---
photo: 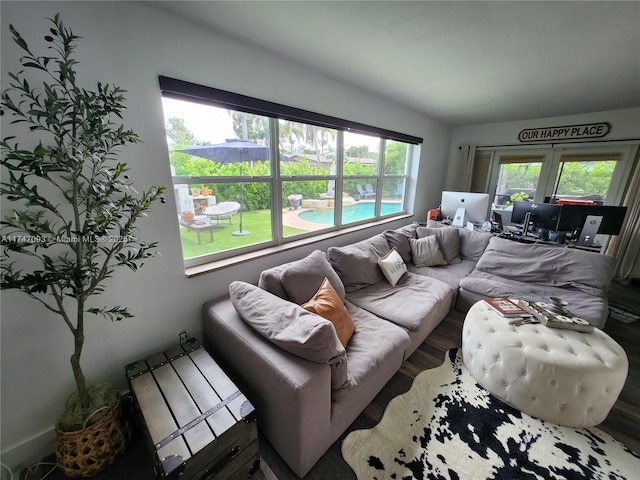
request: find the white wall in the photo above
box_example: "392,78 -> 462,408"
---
0,1 -> 452,470
445,107 -> 640,188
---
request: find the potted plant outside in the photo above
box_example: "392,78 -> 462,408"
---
0,15 -> 165,476
288,193 -> 303,210
506,191 -> 531,206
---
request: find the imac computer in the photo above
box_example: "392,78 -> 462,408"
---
511,201 -> 562,237
440,191 -> 490,225
556,205 -> 628,245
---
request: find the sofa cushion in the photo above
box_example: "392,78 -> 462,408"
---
258,263 -> 290,300
459,272 -> 610,327
280,250 -> 346,304
408,259 -> 477,290
409,235 -> 447,267
229,281 -> 349,389
332,302 -> 410,402
425,221 -> 492,261
377,247 -> 408,286
383,228 -> 415,263
416,226 -> 461,264
302,277 -> 355,348
328,234 -> 389,292
395,222 -> 420,237
458,227 -> 493,262
346,273 -> 455,331
475,236 -> 615,294
258,250 -> 346,303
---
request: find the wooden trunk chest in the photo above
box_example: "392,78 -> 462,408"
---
126,338 -> 259,480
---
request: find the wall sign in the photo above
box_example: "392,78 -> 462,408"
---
518,122 -> 610,142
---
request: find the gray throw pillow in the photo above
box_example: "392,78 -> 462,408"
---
280,250 -> 346,304
409,235 -> 448,267
229,281 -> 349,389
327,234 -> 389,292
458,227 -> 492,262
383,229 -> 415,263
416,226 -> 461,264
258,264 -> 289,300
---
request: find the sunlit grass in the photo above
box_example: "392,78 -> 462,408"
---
179,210 -> 305,259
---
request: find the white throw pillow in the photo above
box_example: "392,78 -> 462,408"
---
409,235 -> 447,267
378,247 -> 408,286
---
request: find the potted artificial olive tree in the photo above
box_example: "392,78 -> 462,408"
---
0,15 -> 165,476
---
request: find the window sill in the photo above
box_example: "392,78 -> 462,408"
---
184,214 -> 414,278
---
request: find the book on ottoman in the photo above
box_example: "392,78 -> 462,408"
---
484,298 -> 533,318
517,299 -> 594,333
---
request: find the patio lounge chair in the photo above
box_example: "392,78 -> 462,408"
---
356,184 -> 372,199
203,201 -> 241,224
365,183 -> 376,197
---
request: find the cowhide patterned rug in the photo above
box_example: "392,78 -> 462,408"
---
342,349 -> 639,479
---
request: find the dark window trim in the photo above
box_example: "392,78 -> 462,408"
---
159,76 -> 423,145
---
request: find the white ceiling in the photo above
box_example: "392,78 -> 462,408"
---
151,1 -> 640,126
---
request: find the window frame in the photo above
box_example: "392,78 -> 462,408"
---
160,77 -> 420,268
486,145 -> 635,206
484,143 -> 637,249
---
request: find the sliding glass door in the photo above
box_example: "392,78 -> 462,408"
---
487,145 -> 635,210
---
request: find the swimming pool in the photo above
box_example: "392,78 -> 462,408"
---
299,202 -> 402,225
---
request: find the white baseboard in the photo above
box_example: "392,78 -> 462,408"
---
1,427 -> 56,476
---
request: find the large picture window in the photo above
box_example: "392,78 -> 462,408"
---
160,77 -> 420,267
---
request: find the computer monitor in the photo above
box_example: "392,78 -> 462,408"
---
511,201 -> 562,233
440,191 -> 490,224
556,205 -> 628,235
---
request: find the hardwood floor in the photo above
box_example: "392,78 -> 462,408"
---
262,306 -> 640,480
24,298 -> 639,479
260,309 -> 465,480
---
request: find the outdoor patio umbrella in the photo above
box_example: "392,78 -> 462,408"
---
175,139 -> 270,236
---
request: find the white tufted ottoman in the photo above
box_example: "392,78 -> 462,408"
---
462,300 -> 628,427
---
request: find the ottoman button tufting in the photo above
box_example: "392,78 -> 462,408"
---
462,301 -> 628,428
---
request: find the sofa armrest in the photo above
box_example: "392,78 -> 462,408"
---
202,298 -> 332,477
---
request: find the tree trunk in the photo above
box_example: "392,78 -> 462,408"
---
71,310 -> 89,409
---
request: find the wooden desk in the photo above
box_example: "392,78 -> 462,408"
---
495,233 -> 603,253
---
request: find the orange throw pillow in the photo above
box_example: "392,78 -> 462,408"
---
303,277 -> 356,348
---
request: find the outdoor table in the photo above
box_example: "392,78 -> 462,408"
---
180,221 -> 214,244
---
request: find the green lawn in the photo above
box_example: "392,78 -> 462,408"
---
180,210 -> 306,259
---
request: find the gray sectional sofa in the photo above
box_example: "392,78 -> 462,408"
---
201,220 -> 615,477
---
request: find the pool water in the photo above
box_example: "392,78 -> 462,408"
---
299,202 -> 402,225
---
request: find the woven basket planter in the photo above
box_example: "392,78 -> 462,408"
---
55,399 -> 131,477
